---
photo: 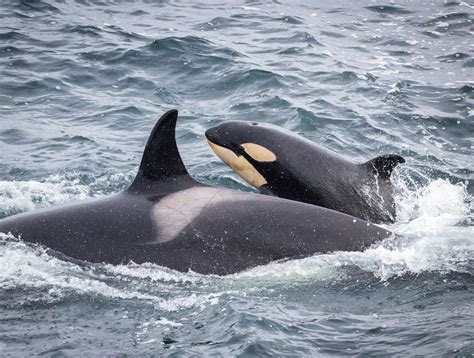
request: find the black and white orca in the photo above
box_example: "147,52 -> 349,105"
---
206,121 -> 404,223
0,111 -> 392,275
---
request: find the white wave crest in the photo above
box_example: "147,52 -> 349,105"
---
0,234 -> 223,311
233,176 -> 473,282
0,172 -> 472,301
0,176 -> 90,216
394,177 -> 471,233
0,171 -> 135,217
231,226 -> 472,282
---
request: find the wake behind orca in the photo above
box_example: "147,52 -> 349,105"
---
206,121 -> 405,223
0,110 -> 392,275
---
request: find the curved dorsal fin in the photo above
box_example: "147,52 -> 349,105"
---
129,109 -> 189,189
363,154 -> 405,179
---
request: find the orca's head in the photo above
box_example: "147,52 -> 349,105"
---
205,121 -> 293,189
206,120 -> 406,223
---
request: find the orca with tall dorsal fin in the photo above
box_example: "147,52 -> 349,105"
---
0,110 -> 392,275
205,121 -> 405,223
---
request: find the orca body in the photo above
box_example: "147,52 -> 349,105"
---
205,121 -> 405,223
0,111 -> 392,275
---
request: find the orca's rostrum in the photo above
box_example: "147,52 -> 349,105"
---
0,110 -> 391,275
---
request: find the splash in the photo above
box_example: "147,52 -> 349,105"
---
231,228 -> 472,282
0,234 -> 158,303
0,171 -> 135,218
0,176 -> 90,217
0,172 -> 472,304
393,176 -> 471,231
0,233 -> 225,311
232,175 -> 473,281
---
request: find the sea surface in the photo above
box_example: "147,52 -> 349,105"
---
0,0 -> 473,356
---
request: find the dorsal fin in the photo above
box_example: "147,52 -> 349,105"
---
363,154 -> 405,179
129,109 -> 189,189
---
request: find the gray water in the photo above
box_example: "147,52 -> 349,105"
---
0,0 -> 473,356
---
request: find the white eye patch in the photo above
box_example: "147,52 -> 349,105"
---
241,143 -> 277,162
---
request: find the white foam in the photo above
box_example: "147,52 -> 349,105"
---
393,177 -> 471,232
0,172 -> 135,217
0,171 -> 472,306
157,292 -> 221,312
230,225 -> 472,282
241,6 -> 260,11
231,255 -> 347,282
231,175 -> 473,282
0,234 -> 160,302
0,176 -> 90,216
0,234 -> 227,311
106,262 -> 204,284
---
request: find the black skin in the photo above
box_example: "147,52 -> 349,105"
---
206,122 -> 405,223
0,111 -> 392,275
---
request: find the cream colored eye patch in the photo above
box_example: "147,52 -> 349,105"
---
241,143 -> 277,162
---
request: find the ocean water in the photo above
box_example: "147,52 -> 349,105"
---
0,0 -> 473,356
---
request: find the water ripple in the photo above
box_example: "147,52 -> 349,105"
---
0,0 -> 473,355
365,5 -> 413,15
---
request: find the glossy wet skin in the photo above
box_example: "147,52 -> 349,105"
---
205,121 -> 325,191
206,121 -> 403,223
0,111 -> 392,275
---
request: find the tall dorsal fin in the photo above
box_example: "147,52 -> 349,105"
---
363,154 -> 405,179
129,109 -> 189,189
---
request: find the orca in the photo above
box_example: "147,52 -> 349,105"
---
205,121 -> 405,223
0,110 -> 392,275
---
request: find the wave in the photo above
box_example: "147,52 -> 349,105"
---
0,172 -> 134,218
62,24 -> 103,37
437,52 -> 470,62
78,36 -> 242,68
365,5 -> 413,15
15,0 -> 60,13
193,17 -> 242,31
0,77 -> 67,98
0,171 -> 471,310
463,58 -> 474,68
271,15 -> 304,25
263,31 -> 324,46
0,45 -> 26,57
421,12 -> 471,27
